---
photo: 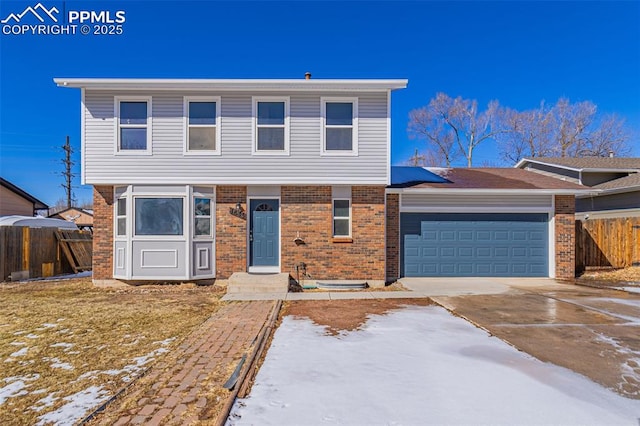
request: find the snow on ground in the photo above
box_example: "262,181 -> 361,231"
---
229,305 -> 640,426
0,375 -> 40,404
36,385 -> 110,426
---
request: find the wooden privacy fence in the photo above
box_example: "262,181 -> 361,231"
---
576,217 -> 640,273
0,226 -> 92,281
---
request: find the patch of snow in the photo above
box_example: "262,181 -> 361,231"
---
9,347 -> 28,357
50,343 -> 73,350
44,357 -> 74,371
16,271 -> 92,284
31,388 -> 47,395
0,375 -> 40,405
13,331 -> 26,335
76,346 -> 170,384
25,333 -> 40,339
36,385 -> 109,426
595,333 -> 640,396
10,341 -> 26,346
42,323 -> 58,328
229,306 -> 640,426
31,393 -> 58,412
153,337 -> 176,346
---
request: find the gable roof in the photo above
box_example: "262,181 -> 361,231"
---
516,157 -> 640,172
389,168 -> 588,193
0,178 -> 48,209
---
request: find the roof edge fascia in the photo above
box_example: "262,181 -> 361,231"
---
53,78 -> 409,92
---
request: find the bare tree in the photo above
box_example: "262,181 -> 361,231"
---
407,94 -> 458,167
498,98 -> 631,162
408,93 -> 504,167
496,102 -> 555,163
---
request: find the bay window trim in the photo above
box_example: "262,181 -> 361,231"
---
252,96 -> 290,156
183,96 -> 222,156
114,96 -> 152,156
321,96 -> 358,156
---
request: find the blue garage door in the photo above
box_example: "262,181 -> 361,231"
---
401,213 -> 548,277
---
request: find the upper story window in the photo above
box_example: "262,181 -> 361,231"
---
252,97 -> 290,155
115,97 -> 152,154
184,97 -> 221,155
322,97 -> 358,156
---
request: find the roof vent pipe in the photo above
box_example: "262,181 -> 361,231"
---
608,150 -> 614,158
305,72 -> 311,80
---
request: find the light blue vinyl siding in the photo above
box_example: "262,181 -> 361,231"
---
83,91 -> 389,185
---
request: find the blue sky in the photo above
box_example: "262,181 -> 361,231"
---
1,0 -> 639,207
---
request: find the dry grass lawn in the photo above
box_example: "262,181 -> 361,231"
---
578,266 -> 640,286
0,277 -> 223,425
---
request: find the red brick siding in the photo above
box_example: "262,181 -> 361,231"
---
280,186 -> 386,281
215,186 -> 247,279
554,194 -> 576,279
385,193 -> 400,282
93,186 -> 114,280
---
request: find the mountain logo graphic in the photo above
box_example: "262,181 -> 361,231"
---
1,3 -> 59,24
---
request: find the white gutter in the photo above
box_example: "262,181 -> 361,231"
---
53,78 -> 409,92
515,158 -> 640,174
386,188 -> 598,196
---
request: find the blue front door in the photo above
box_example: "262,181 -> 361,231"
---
250,199 -> 279,267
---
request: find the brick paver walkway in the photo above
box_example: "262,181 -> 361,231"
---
95,301 -> 275,426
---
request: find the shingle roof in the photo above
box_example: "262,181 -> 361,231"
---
402,168 -> 587,191
591,173 -> 640,191
522,157 -> 640,171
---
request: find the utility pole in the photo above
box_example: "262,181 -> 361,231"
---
409,148 -> 426,166
61,136 -> 75,209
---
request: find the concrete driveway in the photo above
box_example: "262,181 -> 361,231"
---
400,277 -> 640,398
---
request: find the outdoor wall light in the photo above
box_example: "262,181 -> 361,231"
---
229,202 -> 246,219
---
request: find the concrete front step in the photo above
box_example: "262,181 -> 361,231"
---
227,272 -> 291,293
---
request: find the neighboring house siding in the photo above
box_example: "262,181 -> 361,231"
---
577,192 -> 640,212
523,163 -> 580,183
581,172 -> 631,187
83,91 -> 388,185
0,186 -> 34,216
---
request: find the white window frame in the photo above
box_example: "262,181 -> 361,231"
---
115,196 -> 127,237
183,96 -> 221,156
193,195 -> 214,238
332,191 -> 352,238
114,96 -> 152,155
132,196 -> 186,241
252,96 -> 290,156
321,97 -> 358,156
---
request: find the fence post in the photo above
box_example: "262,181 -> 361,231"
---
22,226 -> 30,274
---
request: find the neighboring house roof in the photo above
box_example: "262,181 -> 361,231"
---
389,168 -> 589,193
0,177 -> 48,209
54,78 -> 409,92
48,207 -> 94,227
516,157 -> 640,172
591,173 -> 640,191
390,166 -> 448,187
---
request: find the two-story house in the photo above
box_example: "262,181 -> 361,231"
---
55,77 -> 408,285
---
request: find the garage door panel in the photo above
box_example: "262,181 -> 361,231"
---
401,213 -> 548,277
